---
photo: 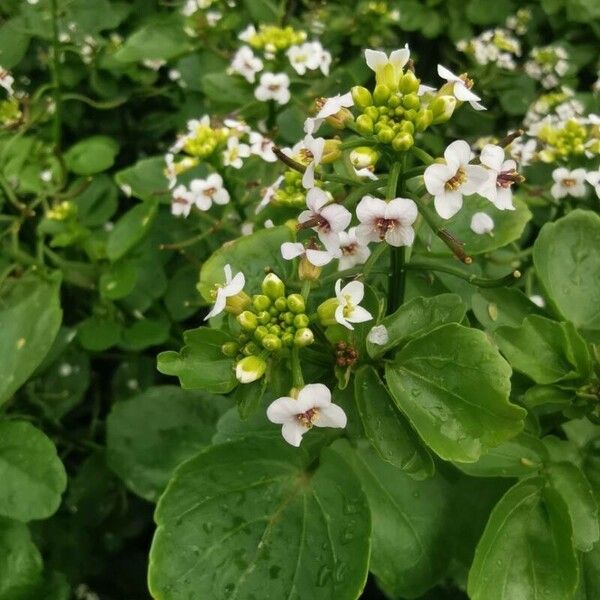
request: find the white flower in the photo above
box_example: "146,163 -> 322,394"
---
266,384 -> 347,447
280,241 -> 338,266
479,144 -> 520,210
470,212 -> 495,235
230,46 -> 263,83
254,72 -> 290,105
424,140 -> 489,219
334,279 -> 373,330
190,174 -> 230,210
353,166 -> 378,180
585,171 -> 600,198
206,11 -> 221,26
437,64 -> 486,111
238,24 -> 256,42
365,45 -> 410,83
204,264 -> 245,320
298,187 -> 352,248
304,92 -> 353,135
550,168 -> 587,199
509,138 -> 537,166
287,43 -> 320,75
224,118 -> 251,134
222,137 -> 250,169
143,58 -> 166,71
249,131 -> 277,162
367,325 -> 389,346
300,135 -> 325,189
337,227 -> 371,270
171,185 -> 195,218
0,67 -> 15,96
40,169 -> 53,183
256,175 -> 283,213
356,196 -> 418,247
313,42 -> 332,75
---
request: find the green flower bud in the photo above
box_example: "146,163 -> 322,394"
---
350,146 -> 380,169
269,306 -> 278,316
394,106 -> 405,118
243,342 -> 260,356
298,256 -> 321,281
398,71 -> 420,94
235,355 -> 267,384
351,86 -> 373,109
321,139 -> 342,164
364,106 -> 379,121
404,108 -> 418,122
317,297 -> 339,326
429,95 -> 457,124
268,324 -> 282,336
392,133 -> 414,152
281,311 -> 294,325
400,120 -> 415,135
373,84 -> 391,106
221,342 -> 239,357
402,93 -> 420,111
262,334 -> 282,351
378,63 -> 399,90
415,109 -> 433,132
262,273 -> 286,300
286,293 -> 306,314
225,291 -> 251,316
376,126 -> 394,144
254,325 -> 269,342
274,296 -> 288,312
378,106 -> 389,115
388,94 -> 401,108
257,311 -> 271,325
252,294 -> 271,312
355,114 -> 374,136
293,313 -> 310,328
237,310 -> 258,331
294,327 -> 315,347
282,332 -> 294,347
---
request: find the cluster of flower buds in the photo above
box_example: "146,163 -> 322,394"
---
525,45 -> 569,90
536,118 -> 599,163
242,24 -> 307,54
270,170 -> 309,208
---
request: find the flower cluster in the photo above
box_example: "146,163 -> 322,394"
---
525,45 -> 570,90
0,66 -> 21,127
457,28 -> 522,71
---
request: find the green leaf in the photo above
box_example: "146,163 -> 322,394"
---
242,0 -> 281,22
495,315 -> 592,385
148,438 -> 370,600
198,226 -> 294,301
0,18 -> 30,69
468,478 -> 578,600
0,272 -> 62,407
354,365 -> 433,479
64,136 -> 119,175
114,156 -> 169,202
575,538 -> 600,599
466,0 -> 515,24
201,73 -> 254,107
534,209 -> 600,341
385,323 -> 525,462
418,193 -> 531,256
546,462 -> 599,552
454,432 -> 548,478
472,287 -> 546,331
157,327 -> 237,394
0,421 -> 67,522
106,200 -> 158,261
106,386 -> 231,502
366,293 -> 466,358
0,518 -> 42,599
335,439 -> 451,598
99,260 -> 138,300
72,175 -> 118,227
77,315 -> 122,351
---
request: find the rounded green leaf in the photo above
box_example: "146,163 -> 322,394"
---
148,438 -> 370,600
64,135 -> 119,175
106,200 -> 158,262
471,287 -> 546,331
106,386 -> 231,502
114,156 -> 170,202
0,421 -> 67,522
385,323 -> 525,462
533,209 -> 600,341
355,365 -> 433,479
468,478 -> 578,600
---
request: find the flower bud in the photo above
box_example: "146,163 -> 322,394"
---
388,94 -> 401,109
252,294 -> 271,311
415,109 -> 433,132
376,126 -> 394,144
392,133 -> 414,152
350,146 -> 380,169
373,84 -> 391,106
298,256 -> 321,281
402,93 -> 420,111
235,355 -> 267,384
378,63 -> 398,90
398,71 -> 420,94
243,342 -> 260,356
268,324 -> 282,336
429,95 -> 457,124
294,327 -> 315,347
326,107 -> 354,129
321,139 -> 342,164
282,332 -> 294,347
237,310 -> 258,331
274,296 -> 288,312
225,291 -> 251,316
257,310 -> 271,325
281,311 -> 295,325
355,114 -> 374,136
399,120 -> 415,135
221,342 -> 239,357
293,313 -> 310,328
317,297 -> 339,326
262,334 -> 282,351
364,106 -> 379,121
351,86 -> 373,109
404,108 -> 418,122
254,325 -> 269,342
262,273 -> 285,300
286,293 -> 306,314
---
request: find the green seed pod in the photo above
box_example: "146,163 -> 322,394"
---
262,334 -> 282,352
257,311 -> 271,325
237,310 -> 258,331
376,126 -> 394,144
398,71 -> 420,95
294,327 -> 315,347
364,106 -> 379,121
392,132 -> 414,152
254,325 -> 269,342
373,84 -> 391,105
293,313 -> 310,328
355,114 -> 374,135
286,293 -> 305,314
402,93 -> 420,111
262,272 -> 286,300
252,294 -> 271,312
351,85 -> 373,109
415,108 -> 433,132
221,342 -> 239,357
274,296 -> 288,312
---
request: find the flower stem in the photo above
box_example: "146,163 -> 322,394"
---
410,146 -> 435,165
291,347 -> 304,388
387,160 -> 405,313
406,261 -> 521,287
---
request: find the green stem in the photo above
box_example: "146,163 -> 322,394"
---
387,160 -> 404,312
343,177 -> 387,209
410,146 -> 435,165
290,347 -> 304,388
406,261 -> 522,287
49,0 -> 63,152
339,138 -> 376,150
194,209 -> 239,235
300,280 -> 311,302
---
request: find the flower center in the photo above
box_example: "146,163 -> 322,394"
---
205,186 -> 217,197
445,167 -> 467,191
374,218 -> 397,240
296,407 -> 318,428
342,295 -> 355,318
298,148 -> 314,162
496,169 -> 525,188
459,73 -> 474,89
562,177 -> 576,187
341,242 -> 358,256
268,84 -> 281,92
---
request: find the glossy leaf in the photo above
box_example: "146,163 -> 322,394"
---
106,200 -> 158,261
472,287 -> 546,331
64,135 -> 119,175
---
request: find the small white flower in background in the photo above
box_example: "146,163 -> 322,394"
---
287,42 -> 320,75
298,187 -> 352,248
206,11 -> 222,26
230,46 -> 263,83
205,264 -> 245,320
550,167 -> 587,199
254,72 -> 290,105
222,136 -> 250,169
238,24 -> 257,42
437,64 -> 486,111
424,140 -> 489,219
310,41 -> 332,75
479,144 -> 521,210
223,118 -> 251,134
241,222 -> 254,236
249,131 -> 277,162
256,175 -> 283,213
529,295 -> 545,308
40,169 -> 53,183
470,212 -> 495,235
509,138 -> 537,166
264,219 -> 274,228
365,45 -> 410,83
304,92 -> 353,135
142,58 -> 166,71
300,135 -> 325,189
585,171 -> 600,198
27,0 -> 40,4
190,174 -> 230,210
337,227 -> 371,270
171,185 -> 195,218
266,384 -> 347,447
367,325 -> 389,346
356,196 -> 418,247
0,67 -> 15,96
418,83 -> 437,96
281,241 -> 338,266
334,279 -> 373,330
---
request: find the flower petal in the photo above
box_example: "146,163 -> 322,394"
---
204,290 -> 226,320
321,204 -> 352,232
386,198 -> 418,224
299,383 -> 331,408
226,272 -> 245,296
335,304 -> 353,330
356,196 -> 387,223
389,45 -> 410,69
437,64 -> 460,83
480,144 -> 504,172
281,242 -> 305,260
306,248 -> 335,266
454,82 -> 481,102
386,224 -> 415,247
445,140 -> 472,167
267,397 -> 299,424
462,165 -> 489,195
434,190 -> 463,219
424,163 -> 453,195
341,280 -> 365,304
281,421 -> 308,447
314,403 -> 347,428
365,49 -> 388,71
347,304 -> 372,323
